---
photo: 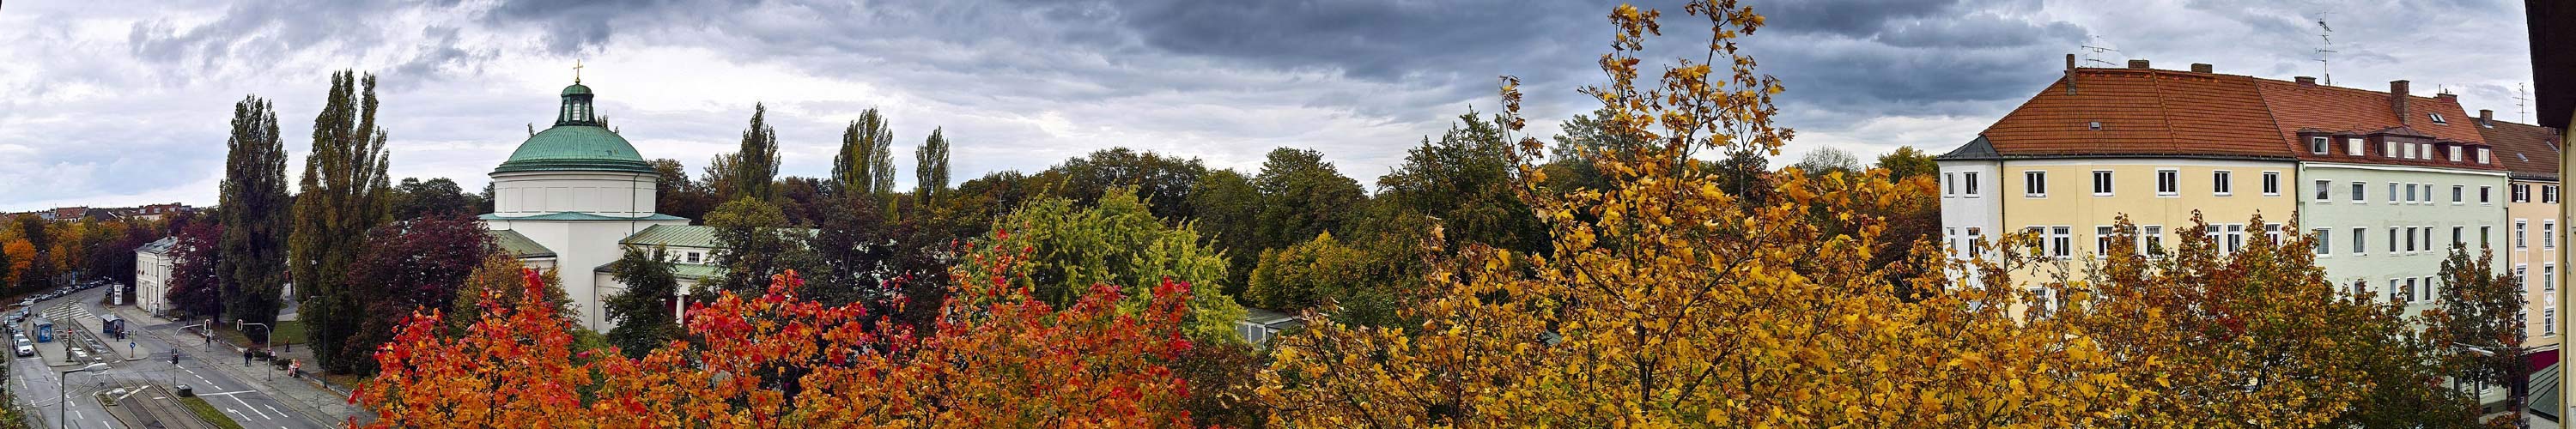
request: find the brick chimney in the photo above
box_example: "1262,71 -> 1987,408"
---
2190,63 -> 2212,73
2127,59 -> 2150,69
2064,54 -> 2077,95
2295,76 -> 2317,86
2482,109 -> 2494,123
2390,80 -> 2411,125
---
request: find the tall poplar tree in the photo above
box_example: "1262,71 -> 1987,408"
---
723,104 -> 781,202
832,108 -> 896,200
914,127 -> 951,204
292,70 -> 394,372
216,95 -> 290,326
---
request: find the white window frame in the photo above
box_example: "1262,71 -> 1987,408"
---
2353,227 -> 2368,256
1942,172 -> 1957,196
2260,172 -> 2280,196
2309,136 -> 2330,154
2518,220 -> 2530,250
2389,182 -> 2400,203
2314,227 -> 2331,256
2024,171 -> 2048,198
2482,185 -> 2494,204
2481,148 -> 2493,164
2352,181 -> 2367,203
1962,172 -> 1980,197
2212,171 -> 2233,196
2155,169 -> 2179,196
2548,221 -> 2558,250
2092,170 -> 2114,196
2449,146 -> 2463,161
2140,226 -> 2165,257
2096,226 -> 2115,257
2453,184 -> 2465,204
2346,137 -> 2366,155
2314,179 -> 2332,201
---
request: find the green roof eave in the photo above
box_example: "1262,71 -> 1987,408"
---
482,212 -> 689,221
496,125 -> 653,174
486,229 -> 557,258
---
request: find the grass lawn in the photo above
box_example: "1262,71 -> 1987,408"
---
177,396 -> 246,429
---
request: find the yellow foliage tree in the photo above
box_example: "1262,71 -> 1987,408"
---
1259,2 -> 2140,426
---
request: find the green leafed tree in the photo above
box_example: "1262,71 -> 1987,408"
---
602,245 -> 683,360
833,108 -> 897,201
1376,110 -> 1549,255
914,126 -> 951,205
720,104 -> 781,203
1030,148 -> 1207,221
391,177 -> 481,220
706,196 -> 808,295
1185,169 -> 1261,295
971,190 -> 1246,344
217,94 -> 292,326
291,70 -> 395,371
1252,147 -> 1368,253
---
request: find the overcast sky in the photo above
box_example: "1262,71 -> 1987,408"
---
0,0 -> 2538,211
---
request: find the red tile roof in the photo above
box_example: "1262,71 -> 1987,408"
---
1966,66 -> 2502,172
1978,69 -> 2287,158
2478,118 -> 2563,180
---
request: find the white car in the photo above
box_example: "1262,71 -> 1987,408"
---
12,344 -> 28,357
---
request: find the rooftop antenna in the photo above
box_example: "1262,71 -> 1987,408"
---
2079,35 -> 2121,68
2313,15 -> 2336,86
2517,83 -> 2533,123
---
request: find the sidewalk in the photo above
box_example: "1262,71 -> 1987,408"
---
104,305 -> 364,426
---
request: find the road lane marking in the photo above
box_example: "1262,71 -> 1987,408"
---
231,394 -> 271,420
193,390 -> 257,396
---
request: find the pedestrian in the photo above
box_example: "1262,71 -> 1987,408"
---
241,348 -> 251,366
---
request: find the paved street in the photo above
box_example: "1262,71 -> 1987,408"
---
8,287 -> 329,429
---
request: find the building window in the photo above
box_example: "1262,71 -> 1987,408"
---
2351,182 -> 2366,202
2092,170 -> 2113,196
2453,185 -> 2464,203
2392,279 -> 2408,303
2097,226 -> 2115,257
2430,112 -> 2448,124
2227,224 -> 2245,253
2449,146 -> 2463,161
2309,136 -> 2330,154
2384,140 -> 2398,157
2347,137 -> 2366,155
2423,227 -> 2433,252
2549,185 -> 2561,203
2388,183 -> 2399,202
2353,227 -> 2367,255
2314,179 -> 2332,201
2482,185 -> 2494,203
2142,226 -> 2164,257
2481,148 -> 2493,164
2051,227 -> 2072,258
2549,308 -> 2559,335
2157,169 -> 2178,196
2518,220 -> 2530,249
2389,227 -> 2400,253
684,252 -> 702,263
2484,226 -> 2494,248
1963,172 -> 1980,196
2455,226 -> 2467,249
2519,264 -> 2530,292
1966,227 -> 1984,254
2403,142 -> 2417,159
2516,184 -> 2531,202
2549,221 -> 2559,249
2549,263 -> 2559,293
2213,171 -> 2233,196
1943,172 -> 1956,196
2314,228 -> 2331,255
2405,227 -> 2418,252
2025,171 -> 2047,197
2266,223 -> 2284,244
2261,172 -> 2280,196
2405,183 -> 2417,202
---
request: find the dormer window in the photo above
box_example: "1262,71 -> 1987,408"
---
2448,145 -> 2462,161
2429,112 -> 2447,124
2309,136 -> 2329,154
2346,137 -> 2365,155
2479,148 -> 2493,164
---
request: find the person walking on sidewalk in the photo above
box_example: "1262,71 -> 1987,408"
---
242,348 -> 252,366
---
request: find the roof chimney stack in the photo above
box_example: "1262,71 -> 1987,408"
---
2295,76 -> 2317,86
2190,63 -> 2212,73
2127,59 -> 2150,69
2482,109 -> 2494,123
2064,53 -> 2077,95
2390,80 -> 2411,126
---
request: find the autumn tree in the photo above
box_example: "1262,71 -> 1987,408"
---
294,70 -> 395,368
601,245 -> 682,360
449,250 -> 567,334
1874,146 -> 1939,180
165,220 -> 225,318
975,190 -> 1245,344
1376,110 -> 1549,255
1262,3 -> 2137,426
337,214 -> 492,374
2416,245 -> 2530,425
832,108 -> 898,201
357,249 -> 1204,426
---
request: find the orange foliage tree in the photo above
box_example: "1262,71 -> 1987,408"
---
355,238 -> 1200,427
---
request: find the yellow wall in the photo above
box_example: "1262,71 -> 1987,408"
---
1992,159 -> 2300,316
2512,179 -> 2561,352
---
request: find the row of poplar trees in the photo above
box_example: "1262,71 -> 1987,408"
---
207,71 -> 392,372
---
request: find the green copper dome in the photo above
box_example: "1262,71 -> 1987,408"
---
495,125 -> 654,174
561,83 -> 592,96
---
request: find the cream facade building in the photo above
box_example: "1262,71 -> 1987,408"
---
481,80 -> 691,332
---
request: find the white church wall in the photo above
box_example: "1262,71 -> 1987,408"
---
491,171 -> 658,216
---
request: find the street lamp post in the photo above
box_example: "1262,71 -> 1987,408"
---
239,320 -> 269,382
58,362 -> 106,429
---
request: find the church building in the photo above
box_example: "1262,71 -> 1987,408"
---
483,78 -> 709,332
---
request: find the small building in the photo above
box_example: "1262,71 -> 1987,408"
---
33,317 -> 53,343
1236,308 -> 1303,347
134,237 -> 178,317
98,313 -> 124,340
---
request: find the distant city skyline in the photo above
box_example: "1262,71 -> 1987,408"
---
0,0 -> 2537,210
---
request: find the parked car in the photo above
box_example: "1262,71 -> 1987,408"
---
13,343 -> 29,357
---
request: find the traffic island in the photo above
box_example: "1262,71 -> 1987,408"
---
175,396 -> 244,429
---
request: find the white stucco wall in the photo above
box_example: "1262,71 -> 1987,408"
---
490,171 -> 659,217
134,251 -> 172,316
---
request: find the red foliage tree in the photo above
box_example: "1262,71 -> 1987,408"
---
164,220 -> 224,318
355,238 -> 1199,427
